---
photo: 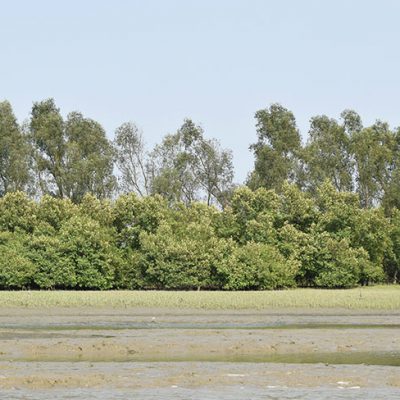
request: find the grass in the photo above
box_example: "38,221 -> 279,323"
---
0,285 -> 399,309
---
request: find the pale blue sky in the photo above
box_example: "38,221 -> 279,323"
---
2,0 -> 400,182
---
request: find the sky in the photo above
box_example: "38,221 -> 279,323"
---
2,0 -> 400,183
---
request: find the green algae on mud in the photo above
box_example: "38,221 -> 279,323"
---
0,285 -> 399,309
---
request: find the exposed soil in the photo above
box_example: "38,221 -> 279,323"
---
0,307 -> 399,394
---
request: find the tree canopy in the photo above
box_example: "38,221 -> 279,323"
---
1,98 -> 400,289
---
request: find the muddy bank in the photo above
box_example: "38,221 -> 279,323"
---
0,361 -> 399,390
0,308 -> 399,362
1,327 -> 400,363
0,307 -> 399,397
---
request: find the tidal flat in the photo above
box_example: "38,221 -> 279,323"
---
0,307 -> 399,399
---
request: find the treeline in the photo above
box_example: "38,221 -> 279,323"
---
0,184 -> 399,290
0,99 -> 233,207
0,99 -> 400,289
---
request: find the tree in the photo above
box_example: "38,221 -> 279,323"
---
148,119 -> 234,207
351,121 -> 394,208
0,101 -> 32,196
381,127 -> 400,212
64,112 -> 116,201
304,114 -> 354,193
30,98 -> 65,197
114,122 -> 150,196
386,209 -> 400,283
180,119 -> 234,207
30,99 -> 116,202
248,103 -> 302,191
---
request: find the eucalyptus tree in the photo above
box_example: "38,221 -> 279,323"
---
114,122 -> 150,196
64,111 -> 116,202
30,99 -> 116,202
0,101 -> 32,196
148,119 -> 234,207
351,121 -> 394,208
303,114 -> 354,193
248,103 -> 302,192
381,127 -> 400,212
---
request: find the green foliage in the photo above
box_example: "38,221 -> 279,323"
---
352,122 -> 394,208
148,119 -> 234,207
0,101 -> 32,196
2,98 -> 400,290
57,215 -> 118,289
217,242 -> 297,290
248,104 -> 301,191
0,232 -> 35,289
312,235 -> 368,289
229,186 -> 279,243
0,192 -> 37,233
279,182 -> 317,231
137,203 -> 226,289
30,99 -> 116,201
113,193 -> 168,249
36,195 -> 76,232
0,186 -> 396,290
304,114 -> 354,193
280,228 -> 370,288
385,209 -> 400,283
27,235 -> 74,289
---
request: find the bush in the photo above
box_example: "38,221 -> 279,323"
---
27,235 -> 76,289
0,232 -> 36,289
137,213 -> 226,289
57,215 -> 119,289
0,187 -> 395,290
0,192 -> 37,233
217,242 -> 297,290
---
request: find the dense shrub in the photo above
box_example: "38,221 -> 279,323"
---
137,204 -> 226,289
57,216 -> 119,289
27,235 -> 74,289
0,185 -> 398,290
0,192 -> 37,233
0,232 -> 35,289
216,241 -> 298,290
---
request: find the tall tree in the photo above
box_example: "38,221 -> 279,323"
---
30,99 -> 66,197
0,101 -> 31,196
381,127 -> 400,212
351,121 -> 394,208
248,103 -> 302,191
64,112 -> 116,202
114,122 -> 150,196
180,119 -> 234,206
303,114 -> 354,193
148,119 -> 234,207
30,99 -> 116,202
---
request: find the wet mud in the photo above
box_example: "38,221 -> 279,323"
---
0,308 -> 399,398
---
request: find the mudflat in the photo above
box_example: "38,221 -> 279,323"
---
0,307 -> 399,397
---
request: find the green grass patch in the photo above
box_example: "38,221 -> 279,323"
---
0,285 -> 399,309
